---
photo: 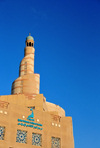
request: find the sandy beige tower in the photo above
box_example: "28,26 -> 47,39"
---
0,34 -> 74,148
11,35 -> 40,98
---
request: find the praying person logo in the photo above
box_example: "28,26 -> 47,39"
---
27,108 -> 34,121
17,108 -> 43,130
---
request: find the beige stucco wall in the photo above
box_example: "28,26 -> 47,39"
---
0,94 -> 74,148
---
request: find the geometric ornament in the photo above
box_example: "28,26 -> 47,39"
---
51,137 -> 60,148
32,133 -> 42,146
16,130 -> 27,144
0,126 -> 5,140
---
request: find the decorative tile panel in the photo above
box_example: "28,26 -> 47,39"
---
32,133 -> 42,146
0,126 -> 5,140
51,137 -> 60,148
16,130 -> 27,143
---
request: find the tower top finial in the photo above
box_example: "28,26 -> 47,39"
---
26,33 -> 34,41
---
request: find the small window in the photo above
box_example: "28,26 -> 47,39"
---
24,62 -> 27,75
24,70 -> 27,75
16,130 -> 27,144
27,42 -> 28,46
32,133 -> 42,146
25,62 -> 27,69
32,43 -> 33,46
0,126 -> 5,140
21,80 -> 23,85
29,42 -> 31,46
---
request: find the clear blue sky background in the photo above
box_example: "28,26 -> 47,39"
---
0,0 -> 100,147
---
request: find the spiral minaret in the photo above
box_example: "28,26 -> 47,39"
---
11,34 -> 40,98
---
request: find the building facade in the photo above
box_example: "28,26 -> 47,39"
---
0,35 -> 74,148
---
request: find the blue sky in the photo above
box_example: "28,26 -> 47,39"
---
0,0 -> 100,147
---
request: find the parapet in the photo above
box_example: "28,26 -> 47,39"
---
46,101 -> 65,117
